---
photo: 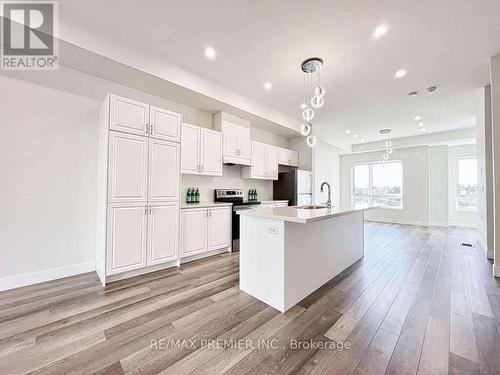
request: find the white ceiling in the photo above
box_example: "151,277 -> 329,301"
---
59,0 -> 500,148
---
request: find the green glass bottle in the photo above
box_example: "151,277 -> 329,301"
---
195,188 -> 200,203
187,188 -> 192,203
254,189 -> 258,201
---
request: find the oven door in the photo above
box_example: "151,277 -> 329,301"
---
232,205 -> 261,251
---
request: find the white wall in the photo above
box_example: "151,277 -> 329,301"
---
429,145 -> 449,226
0,75 -> 99,288
312,142 -> 341,206
340,146 -> 431,226
289,137 -> 312,170
477,85 -> 494,258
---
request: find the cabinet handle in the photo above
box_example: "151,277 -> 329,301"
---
149,205 -> 152,214
145,123 -> 149,134
150,123 -> 154,134
144,205 -> 148,214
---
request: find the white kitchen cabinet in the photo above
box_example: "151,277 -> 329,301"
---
97,94 -> 182,285
213,112 -> 252,165
267,146 -> 279,180
181,123 -> 222,176
106,203 -> 148,275
108,131 -> 148,203
148,203 -> 179,265
109,95 -> 149,136
108,94 -> 180,142
181,206 -> 231,258
278,148 -> 299,167
242,141 -> 279,180
148,138 -> 180,202
207,206 -> 232,251
201,129 -> 223,175
181,208 -> 208,257
149,106 -> 181,142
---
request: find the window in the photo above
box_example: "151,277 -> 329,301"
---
352,161 -> 403,209
456,157 -> 478,211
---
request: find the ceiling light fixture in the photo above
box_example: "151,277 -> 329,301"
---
394,69 -> 407,78
204,46 -> 216,60
346,130 -> 352,134
421,128 -> 427,132
414,116 -> 421,121
263,82 -> 272,90
379,129 -> 393,162
408,91 -> 418,96
353,134 -> 359,138
418,122 -> 424,127
373,24 -> 389,39
300,57 -> 326,148
427,86 -> 438,93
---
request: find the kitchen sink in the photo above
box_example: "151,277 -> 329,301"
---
298,205 -> 328,209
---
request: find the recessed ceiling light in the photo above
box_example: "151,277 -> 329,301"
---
421,127 -> 427,132
418,122 -> 424,127
394,69 -> 407,78
414,116 -> 421,121
263,82 -> 272,90
360,138 -> 365,142
373,24 -> 389,39
353,134 -> 359,138
204,46 -> 216,60
300,103 -> 307,109
346,130 -> 352,134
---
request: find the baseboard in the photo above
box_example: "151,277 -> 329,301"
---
493,264 -> 500,278
364,217 -> 430,227
429,221 -> 449,227
0,261 -> 96,292
448,221 -> 478,229
477,238 -> 494,260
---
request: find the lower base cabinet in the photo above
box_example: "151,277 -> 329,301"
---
107,202 -> 179,276
181,206 -> 231,258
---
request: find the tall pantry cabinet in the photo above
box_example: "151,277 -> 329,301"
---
96,94 -> 181,285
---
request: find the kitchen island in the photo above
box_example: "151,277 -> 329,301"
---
237,205 -> 377,312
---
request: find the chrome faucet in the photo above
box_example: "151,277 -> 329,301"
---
320,182 -> 332,208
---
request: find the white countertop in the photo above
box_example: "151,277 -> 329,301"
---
181,202 -> 233,209
260,200 -> 289,204
237,205 -> 379,224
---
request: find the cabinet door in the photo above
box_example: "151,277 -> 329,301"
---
107,203 -> 147,275
267,146 -> 279,180
108,132 -> 148,203
251,142 -> 267,179
150,106 -> 181,142
148,139 -> 180,202
222,121 -> 243,157
148,203 -> 179,265
109,95 -> 149,136
181,209 -> 207,257
201,129 -> 222,176
237,126 -> 252,161
207,207 -> 232,251
181,124 -> 201,175
278,148 -> 299,166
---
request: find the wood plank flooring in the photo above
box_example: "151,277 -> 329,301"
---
1,223 -> 499,374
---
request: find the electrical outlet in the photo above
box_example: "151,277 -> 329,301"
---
268,226 -> 279,234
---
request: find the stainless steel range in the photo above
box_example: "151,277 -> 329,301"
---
214,189 -> 261,251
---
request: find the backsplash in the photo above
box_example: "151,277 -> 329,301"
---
181,165 -> 273,202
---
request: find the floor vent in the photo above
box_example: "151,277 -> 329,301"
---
461,242 -> 473,247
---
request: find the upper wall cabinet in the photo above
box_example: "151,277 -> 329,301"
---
242,141 -> 279,180
213,112 -> 252,166
109,94 -> 181,143
181,123 -> 222,176
278,147 -> 299,167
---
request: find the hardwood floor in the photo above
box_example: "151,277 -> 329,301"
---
1,223 -> 499,374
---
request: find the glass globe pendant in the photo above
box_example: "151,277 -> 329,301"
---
300,123 -> 311,136
302,107 -> 315,122
310,95 -> 324,109
306,135 -> 317,148
315,86 -> 326,97
383,153 -> 389,161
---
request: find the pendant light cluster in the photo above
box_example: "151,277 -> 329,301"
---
300,57 -> 326,148
379,129 -> 393,162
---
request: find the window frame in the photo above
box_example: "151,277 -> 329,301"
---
454,155 -> 478,212
351,160 -> 404,210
